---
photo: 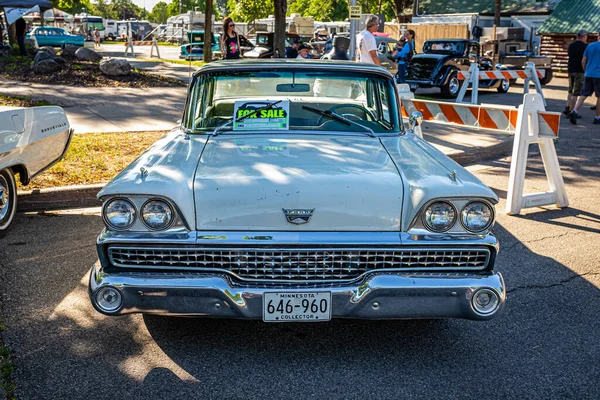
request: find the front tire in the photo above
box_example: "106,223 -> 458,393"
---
0,169 -> 17,238
497,78 -> 510,93
441,71 -> 461,98
540,68 -> 553,85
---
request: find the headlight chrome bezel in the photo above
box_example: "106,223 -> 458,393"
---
140,199 -> 175,231
102,198 -> 137,231
460,200 -> 495,233
421,201 -> 457,233
414,198 -> 496,235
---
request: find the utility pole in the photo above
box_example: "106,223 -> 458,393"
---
204,0 -> 213,62
349,0 -> 357,60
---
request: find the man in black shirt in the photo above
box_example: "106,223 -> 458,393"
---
564,30 -> 588,116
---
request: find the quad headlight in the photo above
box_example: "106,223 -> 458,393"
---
141,199 -> 174,230
423,201 -> 456,232
103,198 -> 136,230
461,201 -> 494,232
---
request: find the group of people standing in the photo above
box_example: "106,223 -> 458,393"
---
356,15 -> 415,83
565,29 -> 600,124
220,14 -> 415,79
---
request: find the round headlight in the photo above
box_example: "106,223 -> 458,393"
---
461,201 -> 494,232
141,199 -> 174,230
423,201 -> 456,232
104,199 -> 136,230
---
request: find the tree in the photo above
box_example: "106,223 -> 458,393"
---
288,0 -> 347,22
273,0 -> 285,57
148,1 -> 170,23
226,0 -> 273,23
167,0 -> 208,16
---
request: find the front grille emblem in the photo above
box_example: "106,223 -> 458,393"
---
283,208 -> 314,225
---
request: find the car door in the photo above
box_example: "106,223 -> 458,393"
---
46,28 -> 61,47
34,28 -> 47,46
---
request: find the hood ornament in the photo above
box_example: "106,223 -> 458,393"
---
283,208 -> 314,225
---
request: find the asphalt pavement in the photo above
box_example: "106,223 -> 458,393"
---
1,67 -> 599,398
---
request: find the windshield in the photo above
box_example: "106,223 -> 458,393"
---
183,69 -> 401,135
423,41 -> 465,56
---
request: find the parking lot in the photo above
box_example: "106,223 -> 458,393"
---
1,72 -> 599,398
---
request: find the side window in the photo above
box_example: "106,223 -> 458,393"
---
387,43 -> 396,53
377,80 -> 392,125
468,44 -> 479,57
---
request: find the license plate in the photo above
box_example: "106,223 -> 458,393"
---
263,292 -> 331,322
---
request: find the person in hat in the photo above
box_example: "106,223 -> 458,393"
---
286,38 -> 300,58
297,43 -> 311,59
563,30 -> 588,117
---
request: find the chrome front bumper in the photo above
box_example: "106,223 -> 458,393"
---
88,263 -> 505,321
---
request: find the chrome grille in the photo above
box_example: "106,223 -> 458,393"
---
107,247 -> 491,282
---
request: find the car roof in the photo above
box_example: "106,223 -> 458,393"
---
425,38 -> 478,44
194,59 -> 394,79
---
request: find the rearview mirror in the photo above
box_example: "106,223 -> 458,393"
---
276,83 -> 310,92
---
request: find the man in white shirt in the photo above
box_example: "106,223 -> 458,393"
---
356,15 -> 381,65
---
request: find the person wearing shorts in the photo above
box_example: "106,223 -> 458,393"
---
564,30 -> 587,116
570,33 -> 600,124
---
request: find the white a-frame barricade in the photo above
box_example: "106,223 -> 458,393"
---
124,38 -> 161,59
456,62 -> 547,106
505,93 -> 568,215
397,85 -> 568,215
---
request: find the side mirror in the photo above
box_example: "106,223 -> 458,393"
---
408,111 -> 423,131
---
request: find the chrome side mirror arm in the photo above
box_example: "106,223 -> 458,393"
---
407,111 -> 423,138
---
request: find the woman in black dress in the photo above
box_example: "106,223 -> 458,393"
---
221,17 -> 240,59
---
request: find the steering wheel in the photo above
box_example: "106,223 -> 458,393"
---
316,104 -> 376,125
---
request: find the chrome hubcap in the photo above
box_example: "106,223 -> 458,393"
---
502,79 -> 509,91
0,177 -> 9,221
449,78 -> 459,94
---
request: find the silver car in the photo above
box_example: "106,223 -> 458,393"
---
89,60 -> 505,322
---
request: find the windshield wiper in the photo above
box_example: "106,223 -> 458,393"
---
302,105 -> 375,137
212,100 -> 283,137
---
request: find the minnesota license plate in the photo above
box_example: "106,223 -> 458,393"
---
263,292 -> 331,322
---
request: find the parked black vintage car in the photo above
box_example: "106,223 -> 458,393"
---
406,39 -> 510,98
244,32 -> 301,58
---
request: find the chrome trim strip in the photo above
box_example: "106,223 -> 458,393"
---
106,246 -> 492,283
196,231 -> 403,245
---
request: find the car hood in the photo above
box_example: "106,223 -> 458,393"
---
194,135 -> 403,231
244,47 -> 270,57
97,129 -> 209,227
411,53 -> 451,63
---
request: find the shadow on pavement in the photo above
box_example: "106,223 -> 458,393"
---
0,208 -> 598,398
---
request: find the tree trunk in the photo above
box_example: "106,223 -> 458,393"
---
273,0 -> 286,58
494,0 -> 501,27
204,0 -> 213,63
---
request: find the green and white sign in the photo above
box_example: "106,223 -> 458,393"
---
233,100 -> 290,131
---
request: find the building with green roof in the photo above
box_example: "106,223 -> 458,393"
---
537,0 -> 600,71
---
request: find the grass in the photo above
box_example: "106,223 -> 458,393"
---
18,131 -> 167,190
139,57 -> 206,68
0,94 -> 53,107
0,319 -> 16,400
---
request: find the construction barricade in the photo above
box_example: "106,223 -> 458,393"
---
397,84 -> 567,215
456,62 -> 547,106
124,37 -> 161,59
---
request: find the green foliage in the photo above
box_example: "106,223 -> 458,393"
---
167,0 -> 207,17
227,0 -> 274,23
288,0 -> 347,22
148,1 -> 170,23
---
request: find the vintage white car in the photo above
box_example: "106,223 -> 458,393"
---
0,106 -> 72,237
89,60 -> 505,321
